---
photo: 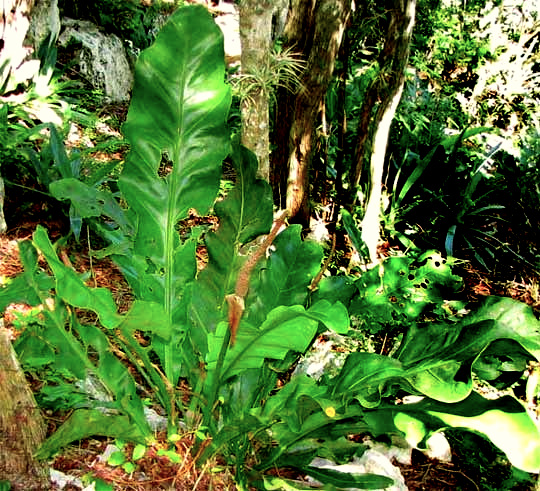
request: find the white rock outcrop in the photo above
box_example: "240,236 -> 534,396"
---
59,19 -> 133,102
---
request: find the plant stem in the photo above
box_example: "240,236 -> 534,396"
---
202,324 -> 232,431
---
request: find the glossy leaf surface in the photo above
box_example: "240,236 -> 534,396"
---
116,5 -> 231,383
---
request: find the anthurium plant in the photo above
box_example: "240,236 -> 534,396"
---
1,5 -> 539,489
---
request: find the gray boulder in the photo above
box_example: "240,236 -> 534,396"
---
25,0 -> 61,51
59,19 -> 133,102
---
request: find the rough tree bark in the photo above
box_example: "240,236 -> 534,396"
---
0,322 -> 49,490
238,0 -> 274,180
354,0 -> 416,261
275,0 -> 351,225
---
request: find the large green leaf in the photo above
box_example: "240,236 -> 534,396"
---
464,296 -> 540,360
114,5 -> 231,383
332,353 -> 411,407
35,409 -> 148,460
349,251 -> 462,331
206,306 -> 319,380
189,145 -> 274,358
120,5 -> 230,231
200,300 -> 347,440
257,375 -> 327,424
294,392 -> 540,475
473,339 -> 531,388
304,466 -> 394,490
50,177 -> 133,236
246,225 -> 323,326
0,239 -> 53,310
260,402 -> 369,472
28,227 -> 161,429
332,297 -> 539,405
253,375 -> 339,460
306,300 -> 349,335
392,392 -> 540,473
4,229 -> 154,451
396,296 -> 540,400
207,301 -> 347,381
33,225 -> 123,329
32,226 -> 169,336
311,275 -> 357,306
7,242 -> 93,378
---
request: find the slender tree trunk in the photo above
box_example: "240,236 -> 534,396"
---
0,176 -> 6,234
330,25 -> 350,226
238,0 -> 274,180
361,83 -> 406,261
349,0 -> 416,194
270,0 -> 312,211
357,0 -> 416,261
271,85 -> 292,209
279,0 -> 351,225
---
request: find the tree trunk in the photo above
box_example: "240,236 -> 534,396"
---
238,0 -> 275,180
357,0 -> 416,261
0,176 -> 6,234
330,24 -> 350,226
278,0 -> 351,225
0,322 -> 49,490
361,83 -> 406,262
349,0 -> 416,192
25,0 -> 61,52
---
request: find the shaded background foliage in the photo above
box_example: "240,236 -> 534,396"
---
2,0 -> 539,278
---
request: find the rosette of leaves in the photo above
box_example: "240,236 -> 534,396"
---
1,5 -> 540,488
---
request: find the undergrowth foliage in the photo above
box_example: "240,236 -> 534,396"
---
1,6 -> 540,489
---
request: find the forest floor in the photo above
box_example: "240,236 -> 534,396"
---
1,212 -> 539,490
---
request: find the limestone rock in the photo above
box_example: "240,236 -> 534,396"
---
424,431 -> 452,463
309,454 -> 408,491
25,0 -> 61,51
213,1 -> 241,66
59,18 -> 133,102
